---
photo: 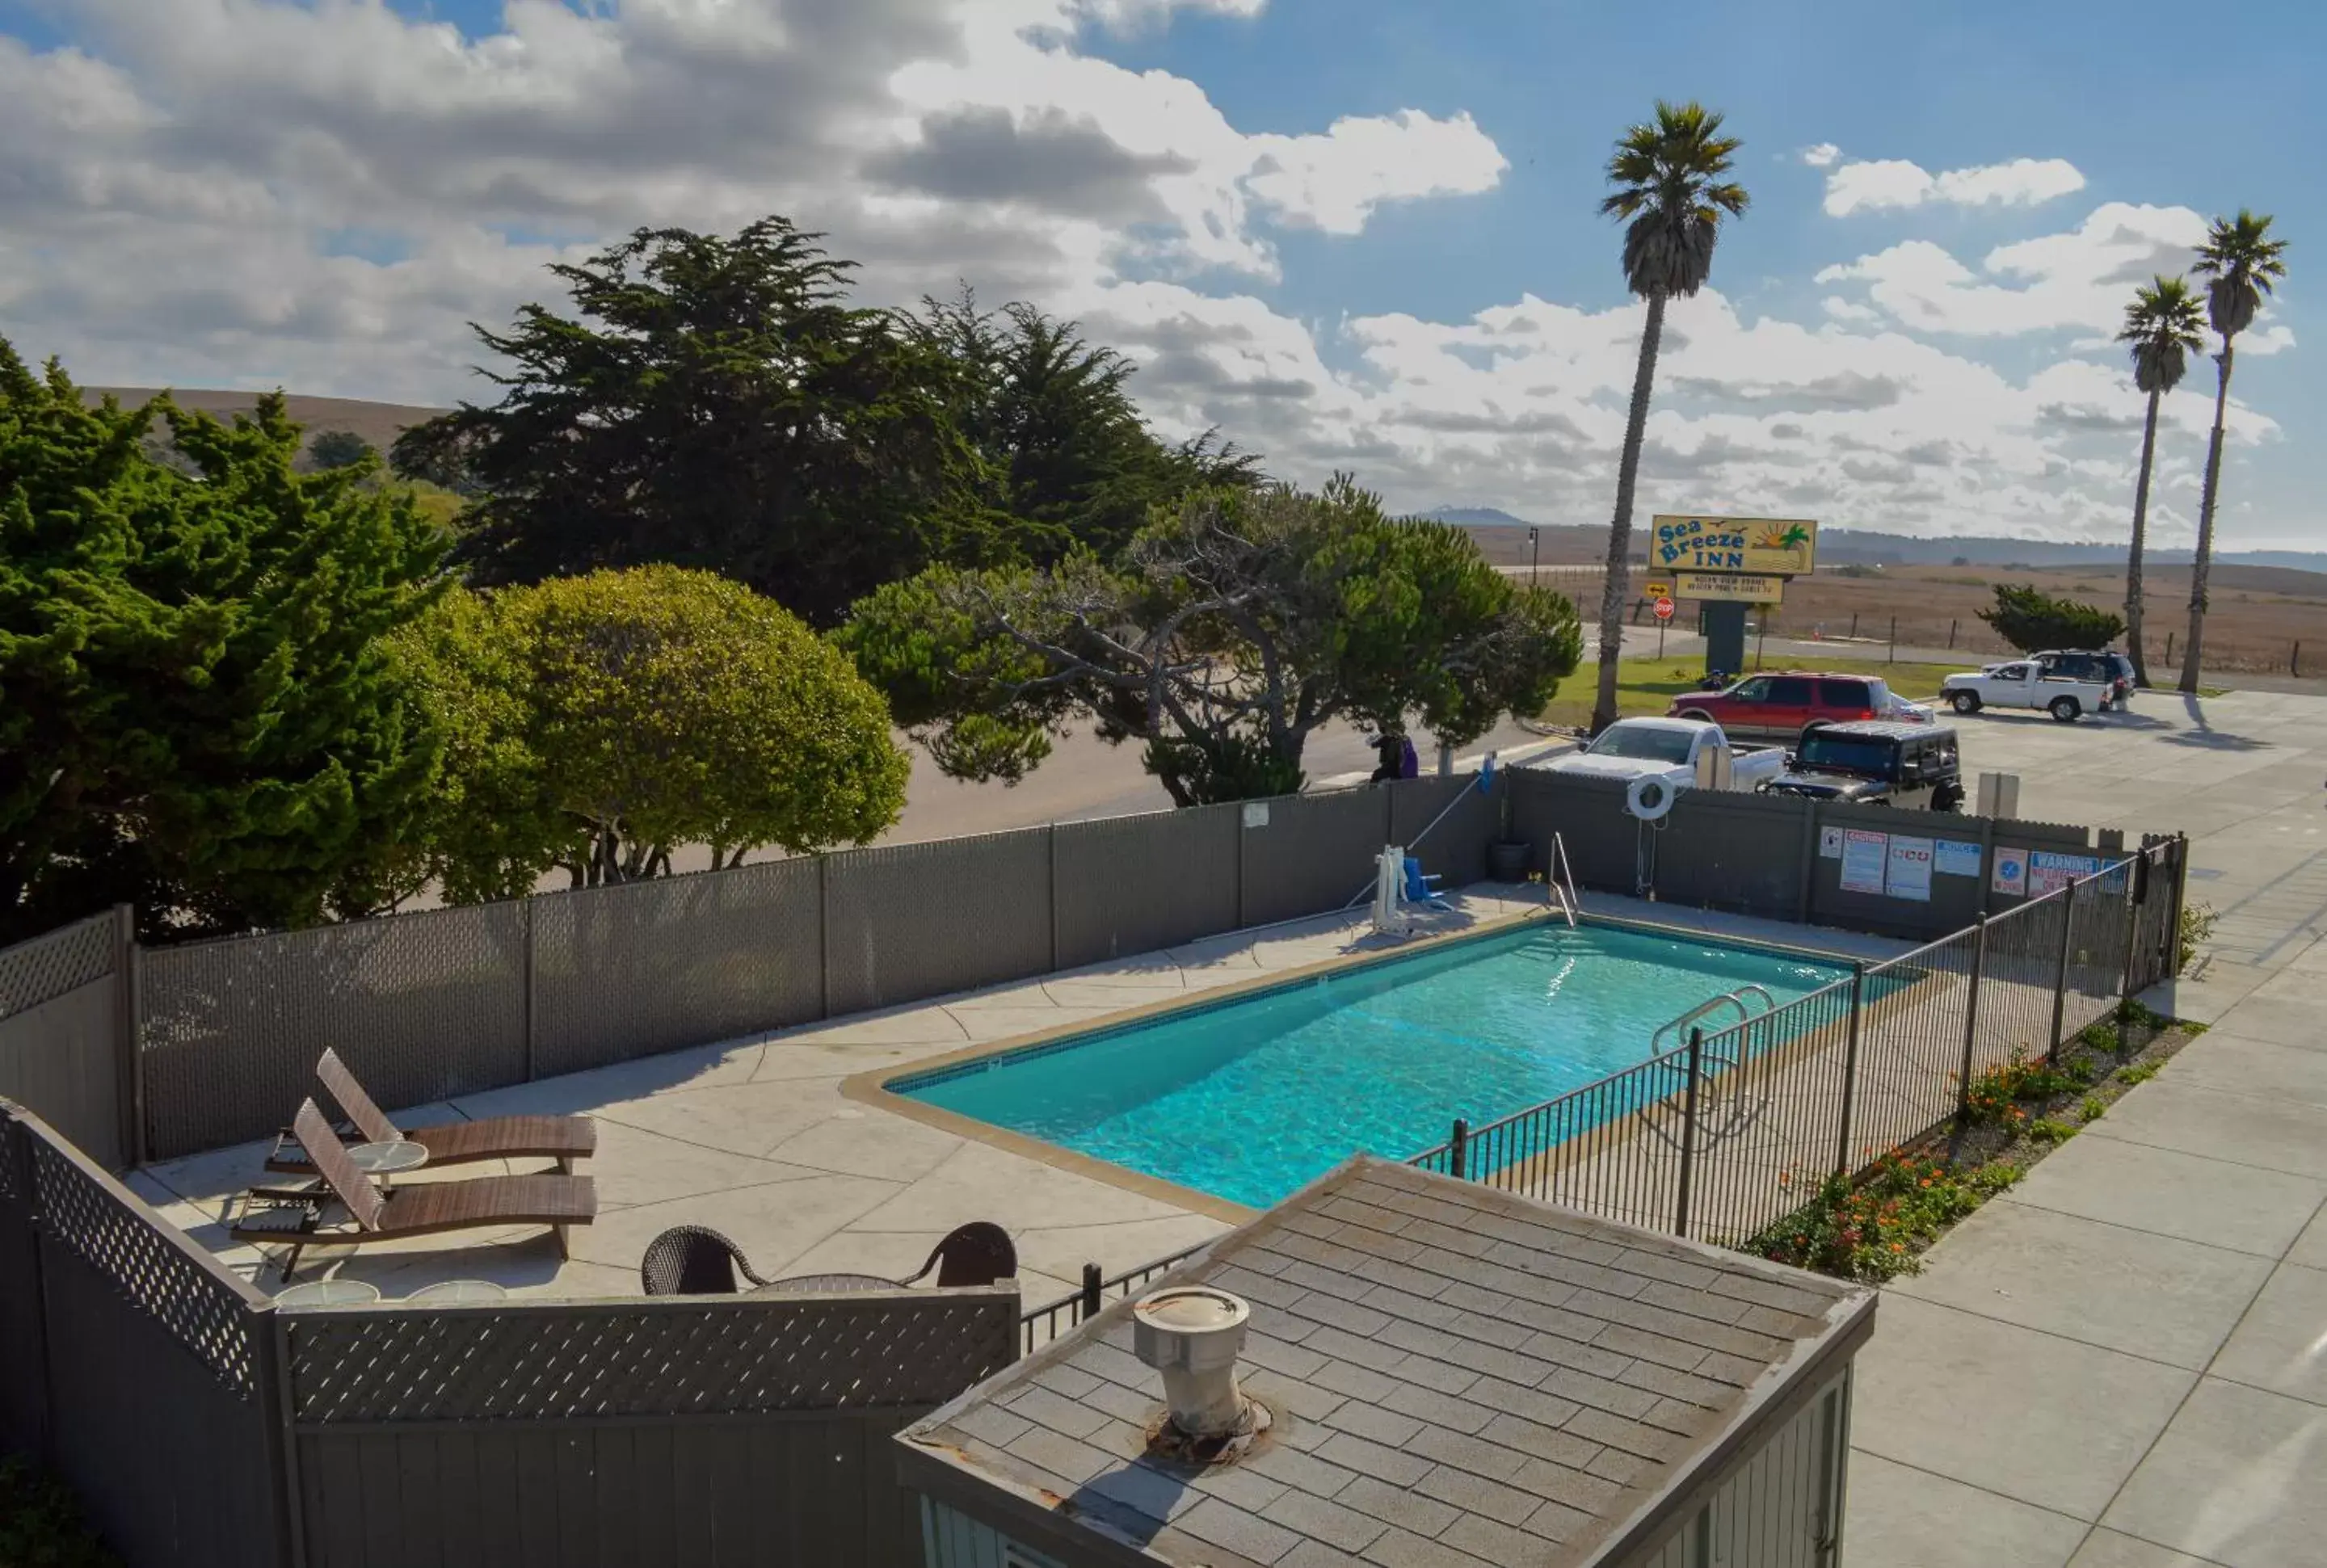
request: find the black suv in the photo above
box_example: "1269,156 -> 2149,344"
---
1758,721 -> 1964,810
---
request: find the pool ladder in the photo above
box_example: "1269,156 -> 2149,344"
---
1651,985 -> 1777,1074
1547,833 -> 1581,927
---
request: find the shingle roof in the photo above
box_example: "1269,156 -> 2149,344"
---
899,1158 -> 1873,1568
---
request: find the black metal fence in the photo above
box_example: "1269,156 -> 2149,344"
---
1017,1240 -> 1217,1356
1411,835 -> 2184,1246
0,1098 -> 1020,1568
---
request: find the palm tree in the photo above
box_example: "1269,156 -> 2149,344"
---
2115,275 -> 2206,687
1590,102 -> 1748,732
2179,210 -> 2289,692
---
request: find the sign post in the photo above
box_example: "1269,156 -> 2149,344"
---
1653,595 -> 1674,658
1527,526 -> 1539,587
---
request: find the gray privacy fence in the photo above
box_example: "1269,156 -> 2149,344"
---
1412,835 -> 2185,1248
0,910 -> 133,1167
0,1098 -> 1020,1568
136,776 -> 1499,1161
1509,767 -> 2121,941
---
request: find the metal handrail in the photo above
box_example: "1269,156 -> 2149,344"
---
1550,831 -> 1582,926
1650,983 -> 1774,1065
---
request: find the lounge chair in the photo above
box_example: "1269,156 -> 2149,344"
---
264,1049 -> 595,1176
640,1225 -> 770,1296
234,1099 -> 595,1281
897,1222 -> 1016,1288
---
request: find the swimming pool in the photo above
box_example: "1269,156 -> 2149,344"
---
889,920 -> 1858,1209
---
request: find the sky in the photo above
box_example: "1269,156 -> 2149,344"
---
0,0 -> 2316,549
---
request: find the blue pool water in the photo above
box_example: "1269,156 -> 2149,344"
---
892,922 -> 1856,1208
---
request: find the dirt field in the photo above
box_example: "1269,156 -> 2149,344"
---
83,386 -> 450,462
1475,524 -> 2327,676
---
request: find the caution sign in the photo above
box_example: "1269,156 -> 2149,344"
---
1643,580 -> 1673,600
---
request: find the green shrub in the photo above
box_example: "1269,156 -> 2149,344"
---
0,1458 -> 118,1566
1962,1052 -> 2083,1126
1748,1151 -> 2021,1282
2028,1117 -> 2079,1145
2118,1061 -> 2162,1085
2080,1095 -> 2107,1121
2178,903 -> 2218,975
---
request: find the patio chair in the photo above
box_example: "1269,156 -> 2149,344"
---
897,1222 -> 1016,1288
232,1099 -> 595,1282
264,1049 -> 595,1176
640,1225 -> 771,1297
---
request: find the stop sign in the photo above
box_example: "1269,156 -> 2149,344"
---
1653,597 -> 1676,622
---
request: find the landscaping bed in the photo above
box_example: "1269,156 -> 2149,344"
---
1745,1002 -> 2203,1284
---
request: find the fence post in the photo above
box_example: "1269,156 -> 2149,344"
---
1948,619 -> 1957,649
261,1309 -> 308,1568
1449,1118 -> 1469,1181
1833,965 -> 1866,1179
520,897 -> 537,1083
2117,855 -> 2144,1052
1079,1262 -> 1103,1322
112,905 -> 145,1168
1674,1028 -> 1704,1238
2047,879 -> 2079,1062
1954,917 -> 1989,1125
818,853 -> 833,1019
2169,832 -> 2191,979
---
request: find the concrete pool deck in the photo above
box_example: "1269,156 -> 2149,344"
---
136,885 -> 1907,1310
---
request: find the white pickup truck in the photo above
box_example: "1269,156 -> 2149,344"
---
1546,717 -> 1789,792
1941,659 -> 2113,722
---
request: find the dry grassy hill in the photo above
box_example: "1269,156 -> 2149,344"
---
82,387 -> 452,461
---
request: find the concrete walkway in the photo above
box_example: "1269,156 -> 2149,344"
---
1844,687 -> 2327,1568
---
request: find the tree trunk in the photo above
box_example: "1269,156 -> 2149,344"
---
2180,343 -> 2236,693
2125,388 -> 2162,687
1592,288 -> 1668,733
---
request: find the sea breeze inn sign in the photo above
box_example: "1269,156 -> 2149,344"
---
1651,515 -> 1818,576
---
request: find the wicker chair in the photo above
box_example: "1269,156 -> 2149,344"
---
640,1225 -> 771,1296
898,1222 -> 1016,1288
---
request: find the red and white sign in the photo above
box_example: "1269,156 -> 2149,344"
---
1652,597 -> 1676,622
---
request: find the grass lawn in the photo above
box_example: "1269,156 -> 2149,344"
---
1538,656 -> 1960,731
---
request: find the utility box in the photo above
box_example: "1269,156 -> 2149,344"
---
899,1157 -> 1876,1568
1977,771 -> 2022,818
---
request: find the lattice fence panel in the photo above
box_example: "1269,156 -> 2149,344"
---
140,902 -> 528,1159
532,856 -> 824,1078
286,1293 -> 1020,1424
824,829 -> 1052,1015
27,1129 -> 258,1397
0,914 -> 114,1021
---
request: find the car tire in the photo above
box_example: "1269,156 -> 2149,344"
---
1950,691 -> 1981,714
2049,696 -> 2081,722
1679,708 -> 1716,724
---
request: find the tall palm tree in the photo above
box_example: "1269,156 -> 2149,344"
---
2115,275 -> 2206,687
2180,210 -> 2289,692
1590,102 -> 1748,732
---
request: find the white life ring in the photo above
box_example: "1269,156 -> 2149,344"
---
1627,775 -> 1676,822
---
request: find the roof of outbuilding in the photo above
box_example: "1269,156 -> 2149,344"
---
897,1157 -> 1875,1568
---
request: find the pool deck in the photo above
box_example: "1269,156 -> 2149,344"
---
136,885 -> 1908,1309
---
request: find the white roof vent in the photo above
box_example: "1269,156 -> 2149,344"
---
1131,1285 -> 1252,1440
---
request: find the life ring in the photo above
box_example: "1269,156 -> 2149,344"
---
1627,775 -> 1676,822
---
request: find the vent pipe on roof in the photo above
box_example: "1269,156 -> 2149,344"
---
1131,1286 -> 1252,1439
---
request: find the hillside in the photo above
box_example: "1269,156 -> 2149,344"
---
82,387 -> 452,460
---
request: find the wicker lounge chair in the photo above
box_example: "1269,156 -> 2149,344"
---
897,1222 -> 1016,1288
234,1099 -> 595,1281
264,1049 -> 595,1176
640,1225 -> 770,1296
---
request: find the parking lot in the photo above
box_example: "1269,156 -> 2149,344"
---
1837,682 -> 2327,1568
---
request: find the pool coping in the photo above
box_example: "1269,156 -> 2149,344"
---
839,902 -> 1887,1226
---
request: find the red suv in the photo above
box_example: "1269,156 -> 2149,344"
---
1666,672 -> 1935,742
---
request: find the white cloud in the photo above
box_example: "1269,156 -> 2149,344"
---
1824,154 -> 2086,216
1816,204 -> 2211,337
0,6 -> 2294,549
1800,143 -> 1841,168
1243,111 -> 1508,234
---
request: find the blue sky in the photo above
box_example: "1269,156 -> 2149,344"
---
0,0 -> 2313,547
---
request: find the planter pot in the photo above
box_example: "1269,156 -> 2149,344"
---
1488,841 -> 1530,884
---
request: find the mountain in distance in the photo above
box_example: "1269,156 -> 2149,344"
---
1424,506 -> 2327,576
